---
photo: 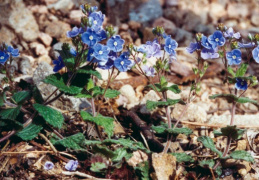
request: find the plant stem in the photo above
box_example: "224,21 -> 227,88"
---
91,97 -> 103,141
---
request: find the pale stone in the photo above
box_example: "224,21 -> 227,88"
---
39,32 -> 53,46
30,42 -> 48,56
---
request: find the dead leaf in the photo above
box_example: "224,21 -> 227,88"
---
127,150 -> 148,167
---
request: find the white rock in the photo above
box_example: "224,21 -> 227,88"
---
38,54 -> 52,65
69,10 -> 83,24
30,42 -> 48,56
48,0 -> 74,14
39,32 -> 53,46
119,85 -> 138,104
172,103 -> 207,123
227,3 -> 249,19
141,90 -> 160,104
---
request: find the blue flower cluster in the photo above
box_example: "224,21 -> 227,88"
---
59,5 -> 133,73
0,45 -> 19,65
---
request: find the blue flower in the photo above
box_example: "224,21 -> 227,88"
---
87,48 -> 94,62
201,36 -> 216,49
224,27 -> 241,39
53,56 -> 65,72
81,29 -> 100,47
107,35 -> 125,52
98,51 -> 116,70
208,31 -> 225,47
226,49 -> 242,65
44,161 -> 54,170
0,51 -> 10,65
65,160 -> 78,171
7,46 -> 19,57
97,29 -> 107,41
252,46 -> 259,63
142,65 -> 155,77
92,43 -> 110,65
70,47 -> 77,57
238,42 -> 255,49
164,37 -> 178,55
88,11 -> 105,32
67,27 -> 83,38
235,78 -> 248,90
186,42 -> 201,54
137,40 -> 162,58
201,48 -> 219,60
114,55 -> 132,72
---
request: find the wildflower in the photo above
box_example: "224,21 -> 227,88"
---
107,35 -> 125,52
252,46 -> 259,63
208,30 -> 225,47
201,48 -> 219,60
88,11 -> 105,32
186,42 -> 201,54
137,40 -> 162,58
238,42 -> 255,49
67,27 -> 83,38
226,49 -> 242,65
201,36 -> 216,49
0,51 -> 10,65
7,45 -> 19,57
164,37 -> 178,55
235,78 -> 248,90
114,54 -> 132,72
70,47 -> 77,57
92,43 -> 110,65
81,28 -> 100,47
224,27 -> 241,39
44,161 -> 54,170
87,48 -> 94,62
98,51 -> 116,70
65,160 -> 78,171
53,56 -> 65,72
142,65 -> 155,77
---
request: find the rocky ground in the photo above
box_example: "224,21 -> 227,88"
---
1,0 -> 259,179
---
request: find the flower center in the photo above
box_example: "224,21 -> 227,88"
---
120,61 -> 124,65
93,20 -> 97,25
168,45 -> 172,48
215,38 -> 219,42
0,56 -> 4,60
241,82 -> 244,85
232,55 -> 236,59
206,43 -> 209,46
89,35 -> 93,40
114,42 -> 118,46
99,51 -> 103,55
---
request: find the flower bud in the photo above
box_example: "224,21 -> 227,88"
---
62,43 -> 70,51
105,25 -> 116,38
254,34 -> 259,41
152,26 -> 165,36
217,23 -> 225,31
248,33 -> 253,41
230,41 -> 239,49
81,16 -> 89,27
195,33 -> 203,42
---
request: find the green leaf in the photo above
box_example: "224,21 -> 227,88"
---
163,84 -> 181,94
0,119 -> 23,130
227,67 -> 235,77
151,123 -> 168,134
43,74 -> 82,95
74,93 -> 92,98
146,99 -> 185,110
236,63 -> 248,77
90,162 -> 107,173
53,133 -> 86,150
33,86 -> 44,104
160,76 -> 168,88
215,166 -> 222,177
16,123 -> 43,141
91,86 -> 104,97
112,148 -> 132,162
80,111 -> 114,138
147,83 -> 162,92
230,150 -> 254,162
86,78 -> 94,91
12,91 -> 31,105
77,66 -> 102,80
33,103 -> 64,129
135,161 -> 149,180
0,106 -> 21,120
220,126 -> 245,140
104,89 -> 120,98
197,136 -> 222,157
167,127 -> 192,135
199,159 -> 215,168
57,48 -> 75,70
171,153 -> 194,163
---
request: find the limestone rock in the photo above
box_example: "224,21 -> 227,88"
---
152,17 -> 176,35
47,0 -> 74,14
0,26 -> 16,44
39,32 -> 53,46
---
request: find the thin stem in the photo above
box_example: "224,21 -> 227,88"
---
91,97 -> 103,141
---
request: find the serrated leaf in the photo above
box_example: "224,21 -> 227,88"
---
220,126 -> 245,140
146,99 -> 185,110
228,67 -> 235,77
80,111 -> 114,138
33,86 -> 44,104
236,63 -> 248,77
215,166 -> 222,176
197,136 -> 222,157
91,86 -> 104,97
12,91 -> 31,105
167,127 -> 192,135
163,84 -> 181,94
53,133 -> 86,150
86,78 -> 94,91
151,123 -> 167,134
112,148 -> 132,162
16,123 -> 43,141
147,83 -> 162,92
199,159 -> 215,168
0,119 -> 23,130
104,89 -> 120,98
171,152 -> 194,163
135,161 -> 149,180
0,106 -> 21,120
90,162 -> 107,173
77,67 -> 102,80
160,76 -> 168,88
230,150 -> 254,162
43,74 -> 82,95
33,103 -> 64,129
